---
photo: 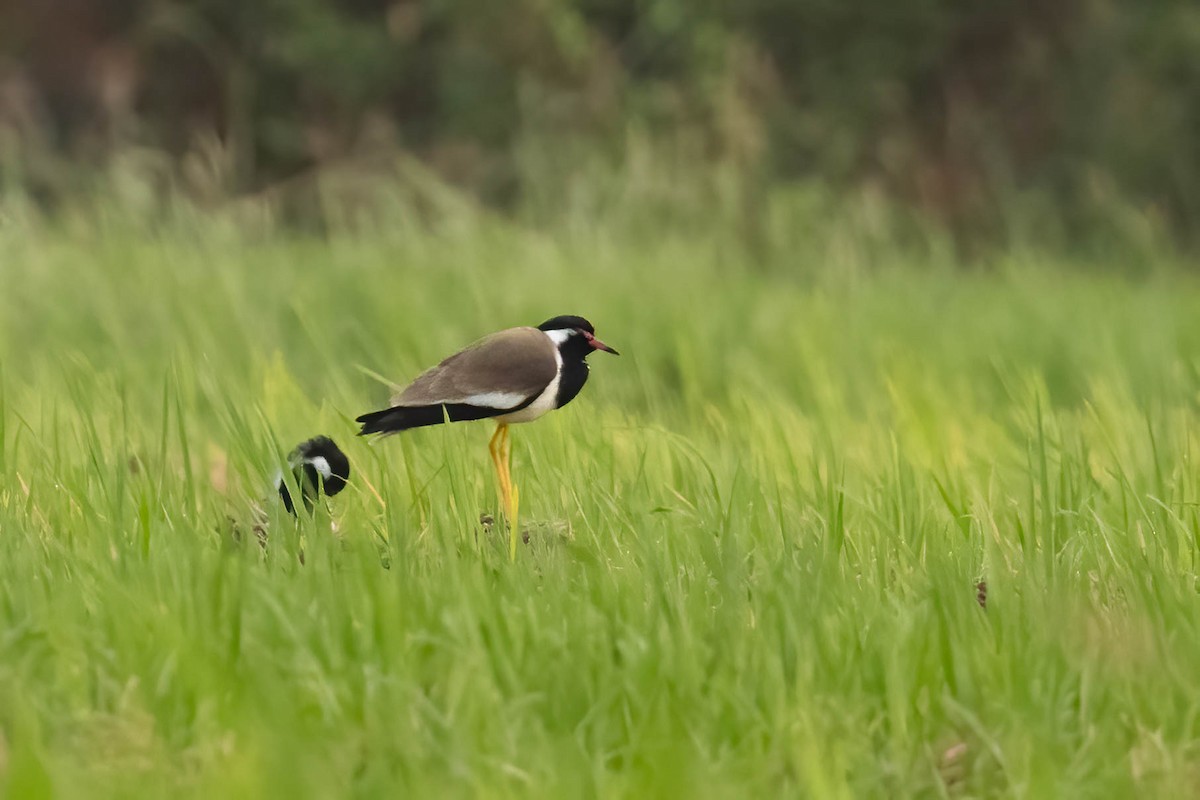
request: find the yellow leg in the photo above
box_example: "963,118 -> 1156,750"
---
487,424 -> 506,506
489,423 -> 511,514
500,425 -> 520,560
489,423 -> 521,560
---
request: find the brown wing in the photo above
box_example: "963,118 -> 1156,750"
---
390,326 -> 557,409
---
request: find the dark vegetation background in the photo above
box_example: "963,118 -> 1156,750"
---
2,0 -> 1198,258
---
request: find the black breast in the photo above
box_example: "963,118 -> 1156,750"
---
554,359 -> 590,409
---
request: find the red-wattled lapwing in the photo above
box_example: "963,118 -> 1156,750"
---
227,436 -> 351,554
356,315 -> 619,550
276,435 -> 351,516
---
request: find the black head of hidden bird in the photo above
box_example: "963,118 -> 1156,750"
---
354,315 -> 619,542
277,435 -> 351,515
355,315 -> 619,437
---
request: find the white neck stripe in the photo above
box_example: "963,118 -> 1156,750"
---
544,328 -> 573,345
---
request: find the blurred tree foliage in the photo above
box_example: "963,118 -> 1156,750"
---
1,0 -> 1198,250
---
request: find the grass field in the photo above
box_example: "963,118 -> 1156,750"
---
3,203 -> 1200,798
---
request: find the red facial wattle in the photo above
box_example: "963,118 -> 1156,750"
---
581,330 -> 620,355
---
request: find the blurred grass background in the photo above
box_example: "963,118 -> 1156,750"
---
3,0 -> 1200,258
4,2 -> 1200,798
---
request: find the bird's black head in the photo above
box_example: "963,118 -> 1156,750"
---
538,315 -> 594,335
536,315 -> 620,358
278,435 -> 351,515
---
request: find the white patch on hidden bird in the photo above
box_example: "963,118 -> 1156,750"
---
306,456 -> 333,479
273,456 -> 333,499
464,391 -> 528,410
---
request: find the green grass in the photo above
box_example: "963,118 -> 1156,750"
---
3,204 -> 1200,798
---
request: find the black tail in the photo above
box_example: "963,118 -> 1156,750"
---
356,403 -> 502,436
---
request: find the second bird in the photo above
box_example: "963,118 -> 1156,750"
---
356,315 -> 619,540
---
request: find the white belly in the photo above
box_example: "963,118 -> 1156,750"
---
496,348 -> 562,424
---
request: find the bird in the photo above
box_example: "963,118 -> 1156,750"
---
224,435 -> 351,555
355,315 -> 619,555
276,435 -> 352,515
